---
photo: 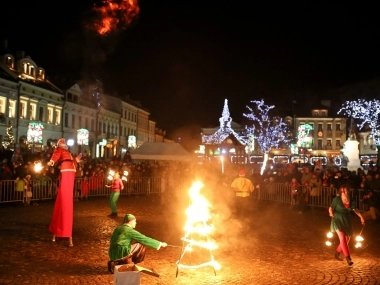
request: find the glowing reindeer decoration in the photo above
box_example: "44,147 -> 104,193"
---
176,181 -> 221,277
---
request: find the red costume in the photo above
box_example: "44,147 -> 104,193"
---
48,139 -> 81,240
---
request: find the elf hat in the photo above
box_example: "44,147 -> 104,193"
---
123,214 -> 136,223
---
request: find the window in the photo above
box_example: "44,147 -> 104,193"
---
55,110 -> 61,125
327,140 -> 332,146
72,114 -> 75,128
318,140 -> 322,149
39,106 -> 44,121
336,140 -> 341,147
37,69 -> 44,79
9,100 -> 15,118
20,101 -> 27,118
314,111 -> 319,116
6,56 -> 13,68
78,116 -> 82,128
47,107 -> 53,123
85,117 -> 88,129
0,97 -> 5,113
327,124 -> 332,131
321,111 -> 326,116
23,62 -> 35,76
336,123 -> 341,131
64,113 -> 69,127
29,103 -> 36,120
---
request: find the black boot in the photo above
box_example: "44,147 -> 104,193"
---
334,252 -> 343,261
346,256 -> 353,266
107,261 -> 115,274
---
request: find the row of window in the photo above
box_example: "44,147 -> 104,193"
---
0,97 -> 61,124
299,122 -> 342,132
122,109 -> 137,122
4,56 -> 45,80
63,113 -> 138,138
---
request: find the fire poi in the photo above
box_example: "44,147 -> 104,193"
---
325,224 -> 365,248
176,181 -> 221,277
107,170 -> 128,182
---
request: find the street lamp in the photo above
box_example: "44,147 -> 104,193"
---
67,139 -> 74,153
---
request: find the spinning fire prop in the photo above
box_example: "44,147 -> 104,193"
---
107,170 -> 129,181
176,181 -> 221,277
325,224 -> 365,248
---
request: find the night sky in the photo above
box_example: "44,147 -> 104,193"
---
1,1 -> 380,139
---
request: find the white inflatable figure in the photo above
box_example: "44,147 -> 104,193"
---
342,132 -> 361,171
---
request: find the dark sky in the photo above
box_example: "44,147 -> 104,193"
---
1,1 -> 380,136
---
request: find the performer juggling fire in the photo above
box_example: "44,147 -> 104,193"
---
329,185 -> 365,266
47,138 -> 82,247
108,214 -> 167,273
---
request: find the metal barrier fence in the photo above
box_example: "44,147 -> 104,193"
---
0,177 -> 168,205
0,178 -> 378,212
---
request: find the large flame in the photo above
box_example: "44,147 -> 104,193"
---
92,0 -> 139,35
176,181 -> 221,273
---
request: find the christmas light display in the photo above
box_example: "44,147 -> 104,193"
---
27,122 -> 44,144
338,99 -> 380,167
338,99 -> 380,144
202,99 -> 250,145
77,129 -> 89,146
176,181 -> 220,277
1,121 -> 14,149
243,99 -> 290,174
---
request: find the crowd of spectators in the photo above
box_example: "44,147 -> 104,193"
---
1,147 -> 379,222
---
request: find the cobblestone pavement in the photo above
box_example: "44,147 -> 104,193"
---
0,195 -> 379,285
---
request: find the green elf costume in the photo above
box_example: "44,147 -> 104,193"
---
108,214 -> 167,273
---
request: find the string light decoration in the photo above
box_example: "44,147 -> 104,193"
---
176,181 -> 221,277
338,99 -> 380,145
243,99 -> 290,174
2,121 -> 15,150
202,99 -> 250,145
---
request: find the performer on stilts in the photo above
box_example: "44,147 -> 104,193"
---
47,138 -> 82,247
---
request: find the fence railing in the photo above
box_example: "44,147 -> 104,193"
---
0,178 -> 377,212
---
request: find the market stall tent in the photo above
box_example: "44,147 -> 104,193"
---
130,142 -> 192,161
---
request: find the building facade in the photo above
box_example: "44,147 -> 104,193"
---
0,42 -> 169,158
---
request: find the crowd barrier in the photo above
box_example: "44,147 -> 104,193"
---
0,178 -> 377,212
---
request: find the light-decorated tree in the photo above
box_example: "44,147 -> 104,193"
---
243,99 -> 290,174
338,98 -> 380,167
2,121 -> 15,150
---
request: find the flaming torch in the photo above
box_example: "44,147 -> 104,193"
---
176,181 -> 221,277
34,161 -> 43,173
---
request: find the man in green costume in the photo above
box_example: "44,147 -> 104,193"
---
108,214 -> 167,273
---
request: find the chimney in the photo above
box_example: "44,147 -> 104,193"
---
16,51 -> 25,60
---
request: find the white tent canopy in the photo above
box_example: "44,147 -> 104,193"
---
130,142 -> 192,161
